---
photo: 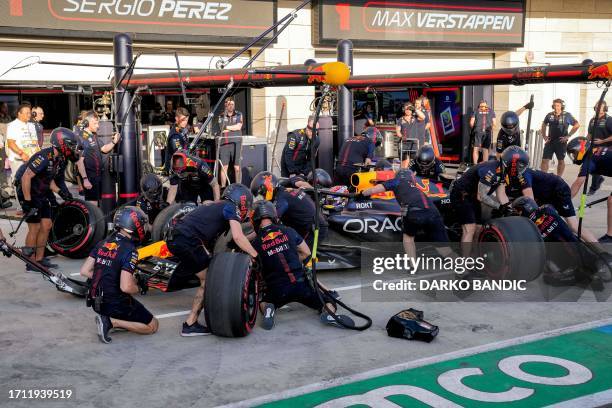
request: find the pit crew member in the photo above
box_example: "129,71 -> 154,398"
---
495,101 -> 534,157
587,101 -> 611,195
281,117 -> 319,177
334,133 -> 375,187
166,150 -> 220,205
540,99 -> 580,176
164,107 -> 190,174
410,145 -> 445,181
136,173 -> 168,225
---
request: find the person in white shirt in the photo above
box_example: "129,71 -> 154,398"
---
6,104 -> 39,186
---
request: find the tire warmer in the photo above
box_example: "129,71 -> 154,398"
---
309,84 -> 372,331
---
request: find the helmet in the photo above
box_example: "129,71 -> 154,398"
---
307,168 -> 333,188
396,168 -> 415,182
374,159 -> 393,170
50,127 -> 79,162
512,196 -> 539,216
250,171 -> 279,201
415,145 -> 436,171
222,183 -> 253,222
113,206 -> 148,242
501,146 -> 529,178
171,150 -> 199,178
500,111 -> 520,136
567,137 -> 590,164
251,200 -> 279,231
140,173 -> 163,202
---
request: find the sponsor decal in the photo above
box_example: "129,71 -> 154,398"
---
343,217 -> 402,234
588,62 -> 612,81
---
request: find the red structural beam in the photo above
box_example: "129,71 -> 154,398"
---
125,61 -> 612,89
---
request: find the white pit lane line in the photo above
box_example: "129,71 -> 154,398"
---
153,271 -> 450,319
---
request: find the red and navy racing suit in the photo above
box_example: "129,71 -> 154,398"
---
166,200 -> 241,279
217,110 -> 243,165
383,174 -> 448,241
511,169 -> 575,217
15,147 -> 69,223
579,146 -> 612,179
169,155 -> 215,203
496,129 -> 521,154
275,187 -> 328,250
79,129 -> 107,201
526,204 -> 577,242
410,159 -> 445,181
450,161 -> 503,225
252,223 -> 333,310
135,195 -> 165,225
88,233 -> 154,325
164,125 -> 188,174
334,135 -> 375,187
281,128 -> 319,177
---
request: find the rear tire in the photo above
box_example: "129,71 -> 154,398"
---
478,216 -> 545,281
150,202 -> 197,242
204,253 -> 258,338
50,199 -> 107,259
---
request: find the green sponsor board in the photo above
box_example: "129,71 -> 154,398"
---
259,326 -> 612,407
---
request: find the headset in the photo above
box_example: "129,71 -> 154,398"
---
594,100 -> 608,113
552,98 -> 565,111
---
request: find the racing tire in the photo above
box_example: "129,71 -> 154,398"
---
150,202 -> 197,242
478,216 -> 545,281
50,199 -> 107,259
204,252 -> 258,338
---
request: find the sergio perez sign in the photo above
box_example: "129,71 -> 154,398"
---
0,0 -> 276,44
314,0 -> 525,48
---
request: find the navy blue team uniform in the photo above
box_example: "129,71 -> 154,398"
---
451,161 -> 503,225
471,109 -> 496,148
496,129 -> 521,154
542,111 -> 577,161
217,110 -> 243,165
79,129 -> 107,201
275,187 -> 328,249
410,159 -> 445,181
135,196 -> 164,225
382,174 -> 448,241
164,126 -> 188,174
589,114 -> 612,146
166,201 -> 241,278
579,147 -> 612,178
170,153 -> 215,203
528,205 -> 577,242
88,233 -> 154,325
334,135 -> 375,186
397,117 -> 419,160
15,147 -> 70,223
252,223 -> 332,310
281,128 -> 319,177
514,169 -> 575,217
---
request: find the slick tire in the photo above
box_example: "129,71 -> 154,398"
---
150,202 -> 197,242
478,216 -> 545,281
50,199 -> 107,259
204,253 -> 258,338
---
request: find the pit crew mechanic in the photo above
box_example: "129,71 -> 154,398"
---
396,102 -> 425,168
166,184 -> 258,336
540,98 -> 580,177
512,197 -> 577,243
495,101 -> 534,158
450,146 -> 532,242
217,97 -> 244,187
80,206 -> 159,344
136,173 -> 167,225
568,136 -> 612,243
16,128 -> 78,270
361,168 -> 449,256
281,117 -> 319,178
334,132 -> 375,187
76,111 -> 120,205
586,100 -> 612,195
250,171 -> 328,252
410,145 -> 445,181
469,99 -> 496,164
164,107 -> 190,174
251,201 -> 352,330
166,150 -> 220,205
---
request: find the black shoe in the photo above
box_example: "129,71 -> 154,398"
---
39,258 -> 58,268
261,303 -> 276,330
327,290 -> 341,301
320,312 -> 355,328
599,235 -> 612,243
180,321 -> 211,337
95,315 -> 112,344
25,264 -> 41,273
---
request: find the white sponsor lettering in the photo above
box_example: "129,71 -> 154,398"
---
438,368 -> 534,402
314,385 -> 460,407
343,217 -> 401,234
355,201 -> 373,209
498,355 -> 593,386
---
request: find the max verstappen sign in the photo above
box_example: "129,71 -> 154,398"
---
0,0 -> 276,44
314,0 -> 525,48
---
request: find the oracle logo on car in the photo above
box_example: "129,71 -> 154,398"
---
343,217 -> 401,234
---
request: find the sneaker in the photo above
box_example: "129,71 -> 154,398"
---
25,264 -> 41,273
598,235 -> 612,243
95,315 -> 112,344
320,312 -> 355,328
180,321 -> 211,337
261,303 -> 276,330
39,258 -> 58,268
327,290 -> 341,301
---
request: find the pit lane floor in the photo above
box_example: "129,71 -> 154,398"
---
0,165 -> 610,408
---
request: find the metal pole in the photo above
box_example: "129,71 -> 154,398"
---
114,33 -> 139,206
336,40 -> 353,163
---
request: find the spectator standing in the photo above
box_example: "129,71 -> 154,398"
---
6,104 -> 39,187
31,106 -> 45,148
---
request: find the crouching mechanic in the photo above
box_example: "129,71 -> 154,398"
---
568,137 -> 612,242
16,128 -> 77,270
334,132 -> 375,187
361,168 -> 448,256
410,145 -> 445,181
166,184 -> 258,336
251,201 -> 352,330
512,197 -> 577,242
80,206 -> 158,344
166,150 -> 220,205
136,173 -> 167,225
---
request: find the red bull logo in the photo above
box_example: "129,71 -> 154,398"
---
157,243 -> 172,259
103,242 -> 119,251
587,62 -> 612,80
415,179 -> 447,198
534,215 -> 546,226
262,231 -> 283,242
